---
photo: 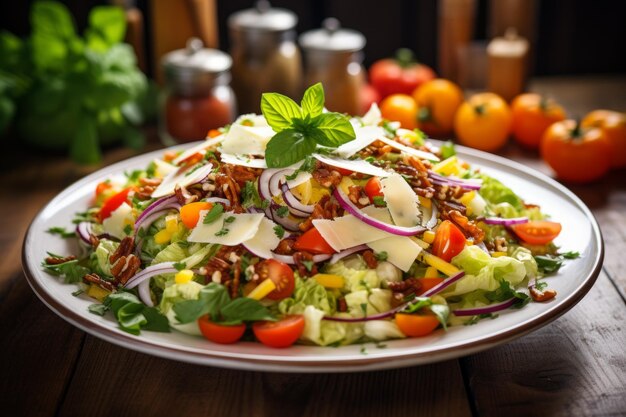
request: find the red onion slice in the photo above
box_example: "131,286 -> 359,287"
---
75,222 -> 93,245
124,262 -> 179,289
135,204 -> 181,234
483,217 -> 528,226
329,245 -> 368,264
135,195 -> 179,225
138,280 -> 154,307
333,187 -> 426,236
271,253 -> 332,265
258,168 -> 282,200
430,177 -> 482,191
452,298 -> 517,316
269,168 -> 291,197
428,171 -> 483,189
269,204 -> 302,232
205,197 -> 231,206
424,203 -> 438,229
421,270 -> 466,297
281,182 -> 314,216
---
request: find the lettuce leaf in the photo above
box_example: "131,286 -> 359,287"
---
278,277 -> 336,315
478,175 -> 524,211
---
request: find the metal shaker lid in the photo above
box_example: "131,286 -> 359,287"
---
299,18 -> 366,52
228,0 -> 298,33
161,38 -> 232,95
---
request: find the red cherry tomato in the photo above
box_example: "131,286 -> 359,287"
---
197,315 -> 246,344
252,315 -> 305,348
369,49 -> 436,98
334,167 -> 354,176
416,278 -> 445,295
511,221 -> 562,245
294,227 -> 335,255
364,177 -> 384,202
432,220 -> 466,262
98,187 -> 133,222
360,83 -> 381,115
256,259 -> 296,300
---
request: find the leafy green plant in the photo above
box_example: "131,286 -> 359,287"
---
0,1 -> 152,163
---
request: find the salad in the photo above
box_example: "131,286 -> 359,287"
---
43,84 -> 577,348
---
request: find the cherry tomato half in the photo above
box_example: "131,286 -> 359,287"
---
197,315 -> 246,344
98,187 -> 133,222
294,227 -> 335,255
395,311 -> 440,337
511,221 -> 562,245
431,220 -> 466,262
416,277 -> 445,295
255,259 -> 296,301
252,315 -> 305,348
364,177 -> 384,202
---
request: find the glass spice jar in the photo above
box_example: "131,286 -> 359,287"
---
228,0 -> 302,114
299,18 -> 366,115
160,38 -> 236,145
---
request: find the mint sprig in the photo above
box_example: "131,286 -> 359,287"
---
261,83 -> 356,168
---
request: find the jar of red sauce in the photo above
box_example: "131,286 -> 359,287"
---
160,38 -> 236,145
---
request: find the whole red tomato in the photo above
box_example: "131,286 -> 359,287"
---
540,120 -> 611,183
369,49 -> 436,99
360,83 -> 381,115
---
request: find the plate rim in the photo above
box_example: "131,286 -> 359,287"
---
21,142 -> 604,372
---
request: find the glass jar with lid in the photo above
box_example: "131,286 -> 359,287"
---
299,18 -> 366,115
228,0 -> 302,114
160,38 -> 236,145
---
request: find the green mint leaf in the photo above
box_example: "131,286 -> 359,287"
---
302,260 -> 315,272
265,129 -> 317,168
203,204 -> 224,224
46,226 -> 76,238
285,155 -> 317,180
429,304 -> 449,330
88,303 -> 108,316
261,92 -> 302,132
561,251 -> 580,259
275,206 -> 289,218
241,181 -> 264,209
273,225 -> 285,239
311,112 -> 356,147
301,82 -> 324,117
218,297 -> 275,325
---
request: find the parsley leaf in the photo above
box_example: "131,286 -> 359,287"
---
440,141 -> 456,159
173,261 -> 187,271
274,225 -> 285,239
241,181 -> 265,210
534,251 -> 580,274
275,206 -> 289,218
46,227 -> 76,238
97,292 -> 170,335
372,196 -> 386,207
302,260 -> 315,272
374,251 -> 388,261
285,155 -> 317,180
203,204 -> 224,224
42,256 -> 90,284
485,280 -> 530,308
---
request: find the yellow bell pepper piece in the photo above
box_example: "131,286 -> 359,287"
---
313,274 -> 345,289
154,229 -> 172,245
432,155 -> 461,176
421,252 -> 460,276
175,269 -> 195,284
422,230 -> 436,244
165,215 -> 178,234
424,266 -> 439,278
247,279 -> 277,300
87,284 -> 111,302
418,195 -> 432,209
491,251 -> 507,258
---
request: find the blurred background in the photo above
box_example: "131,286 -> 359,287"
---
1,0 -> 625,182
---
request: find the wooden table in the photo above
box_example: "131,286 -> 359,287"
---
1,77 -> 625,417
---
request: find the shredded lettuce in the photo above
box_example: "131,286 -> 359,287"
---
300,305 -> 363,346
159,281 -> 205,336
478,175 -> 524,211
92,239 -> 119,277
324,261 -> 381,292
444,246 -> 527,297
278,277 -> 336,316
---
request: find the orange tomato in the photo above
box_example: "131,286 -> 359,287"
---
511,94 -> 566,149
412,79 -> 463,137
180,202 -> 213,229
395,312 -> 440,337
454,93 -> 512,152
581,110 -> 626,168
540,120 -> 611,183
380,94 -> 418,130
511,221 -> 562,245
416,278 -> 445,295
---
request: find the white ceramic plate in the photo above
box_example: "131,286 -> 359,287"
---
22,143 -> 603,372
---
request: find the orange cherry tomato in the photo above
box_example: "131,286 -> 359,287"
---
255,259 -> 296,301
412,79 -> 463,137
252,315 -> 305,348
416,278 -> 445,295
363,177 -> 383,202
581,110 -> 626,168
454,93 -> 512,152
94,181 -> 113,201
511,221 -> 562,245
98,187 -> 133,222
511,93 -> 566,149
540,120 -> 611,183
197,315 -> 246,344
395,312 -> 440,337
432,220 -> 466,262
380,94 -> 418,130
180,201 -> 213,229
294,227 -> 336,255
